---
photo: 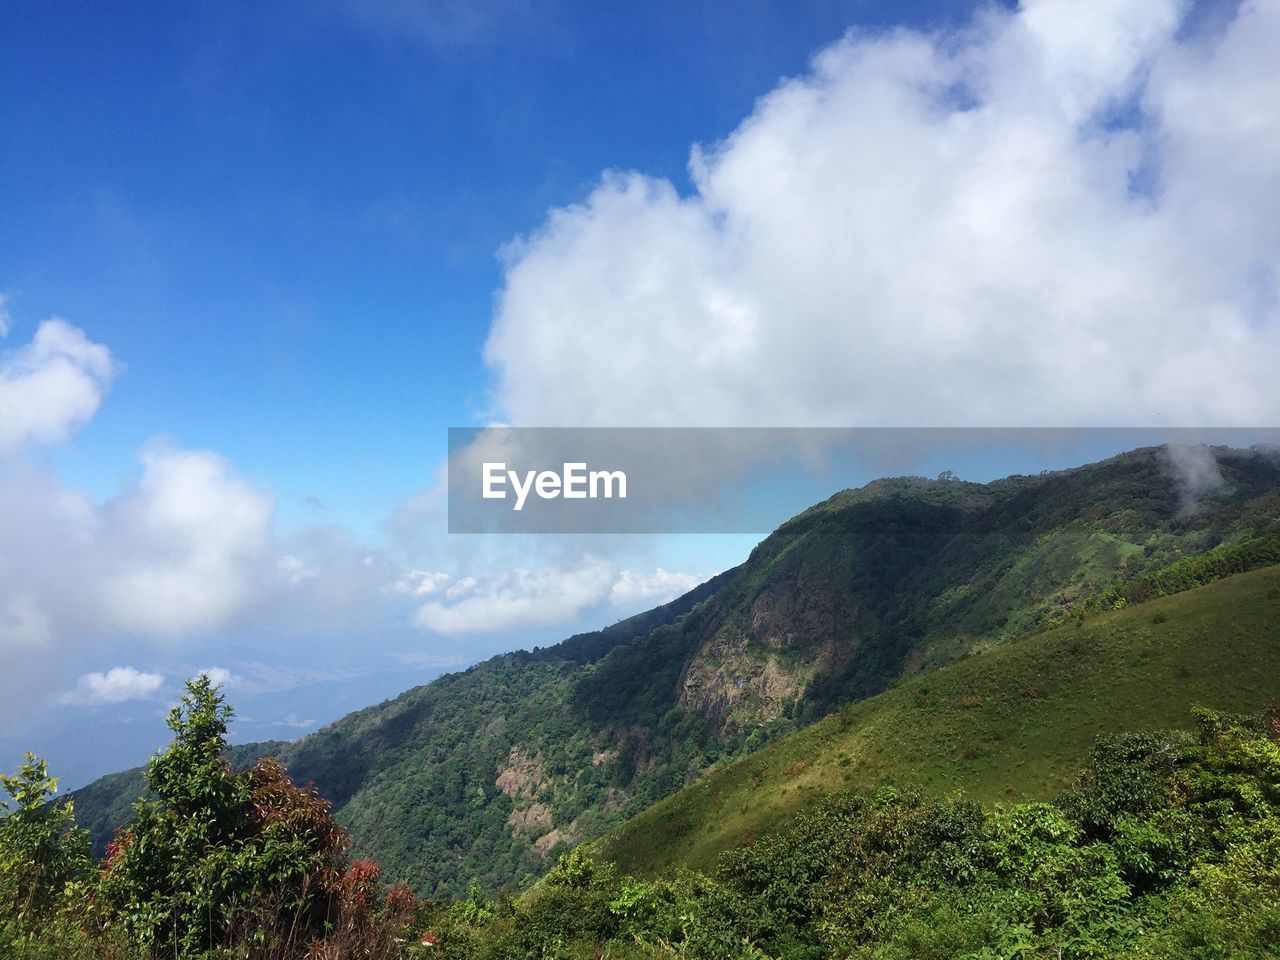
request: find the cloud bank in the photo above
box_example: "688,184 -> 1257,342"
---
486,0 -> 1280,427
0,316 -> 705,721
0,439 -> 275,654
411,559 -> 702,635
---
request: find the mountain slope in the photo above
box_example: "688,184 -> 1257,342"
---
71,445 -> 1280,897
593,562 -> 1280,876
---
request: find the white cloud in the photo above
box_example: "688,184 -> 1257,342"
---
610,568 -> 703,606
413,559 -> 703,635
415,559 -> 618,635
0,318 -> 116,450
485,0 -> 1280,428
0,317 -> 423,719
98,443 -> 274,637
59,667 -> 165,706
0,436 -> 283,719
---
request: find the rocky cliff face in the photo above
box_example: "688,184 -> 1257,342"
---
678,572 -> 857,730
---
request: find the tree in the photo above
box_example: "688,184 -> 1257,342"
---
0,752 -> 90,935
95,675 -> 411,957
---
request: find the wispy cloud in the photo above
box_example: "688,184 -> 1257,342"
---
1162,443 -> 1229,512
328,0 -> 544,51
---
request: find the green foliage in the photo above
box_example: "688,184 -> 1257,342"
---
436,707 -> 1280,959
598,563 -> 1280,877
1069,525 -> 1280,619
92,676 -> 412,957
0,752 -> 91,950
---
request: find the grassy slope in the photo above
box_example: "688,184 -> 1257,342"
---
595,563 -> 1280,877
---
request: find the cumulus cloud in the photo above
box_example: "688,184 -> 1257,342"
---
98,443 -> 274,637
485,0 -> 1280,428
59,667 -> 165,706
610,568 -> 703,606
0,318 -> 116,450
0,437 -> 279,702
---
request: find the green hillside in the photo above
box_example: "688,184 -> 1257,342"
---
70,445 -> 1280,898
595,563 -> 1280,877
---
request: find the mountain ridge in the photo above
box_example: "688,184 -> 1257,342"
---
70,444 -> 1280,897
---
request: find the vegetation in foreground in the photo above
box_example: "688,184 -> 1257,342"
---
379,705 -> 1280,959
8,695 -> 1277,959
1,677 -> 418,960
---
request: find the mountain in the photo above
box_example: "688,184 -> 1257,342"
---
70,445 -> 1280,898
593,561 -> 1280,877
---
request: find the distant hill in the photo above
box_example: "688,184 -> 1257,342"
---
70,445 -> 1280,898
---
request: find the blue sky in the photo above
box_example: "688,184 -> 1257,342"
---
2,0 -> 975,531
3,0 -> 1278,787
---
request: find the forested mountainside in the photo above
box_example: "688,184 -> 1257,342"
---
429,570 -> 1280,959
595,562 -> 1280,877
72,445 -> 1280,898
